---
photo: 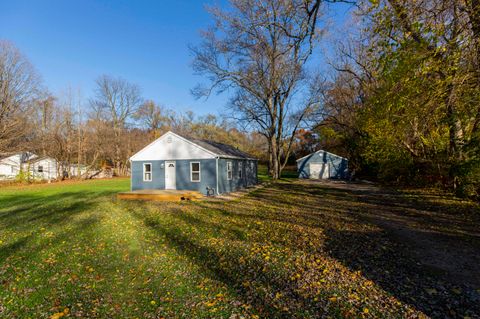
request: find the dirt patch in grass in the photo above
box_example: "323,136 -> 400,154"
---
308,179 -> 480,288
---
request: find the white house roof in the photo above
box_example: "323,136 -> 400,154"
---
130,131 -> 257,161
24,155 -> 57,164
0,152 -> 38,165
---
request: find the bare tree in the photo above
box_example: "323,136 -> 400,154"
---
133,100 -> 170,137
192,0 -> 323,179
0,40 -> 41,153
90,75 -> 142,175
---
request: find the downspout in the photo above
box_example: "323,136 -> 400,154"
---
216,156 -> 219,195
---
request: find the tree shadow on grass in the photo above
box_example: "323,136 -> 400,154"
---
170,207 -> 248,242
132,211 -> 326,318
266,181 -> 480,317
0,190 -> 113,266
0,190 -> 115,231
194,180 -> 480,318
254,181 -> 480,242
323,227 -> 480,318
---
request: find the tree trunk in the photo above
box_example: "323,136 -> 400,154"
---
467,0 -> 480,136
114,126 -> 121,176
270,134 -> 279,180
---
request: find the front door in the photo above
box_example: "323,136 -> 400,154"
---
165,161 -> 176,189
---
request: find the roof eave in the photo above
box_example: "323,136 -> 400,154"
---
218,155 -> 258,160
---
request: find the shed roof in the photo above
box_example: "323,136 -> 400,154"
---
296,150 -> 347,162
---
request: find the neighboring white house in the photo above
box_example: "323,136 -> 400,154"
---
0,152 -> 37,180
0,152 -> 66,181
0,152 -> 98,181
23,156 -> 60,180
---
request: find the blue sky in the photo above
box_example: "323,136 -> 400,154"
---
0,0 -> 352,115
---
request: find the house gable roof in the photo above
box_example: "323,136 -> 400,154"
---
130,131 -> 257,161
130,131 -> 217,161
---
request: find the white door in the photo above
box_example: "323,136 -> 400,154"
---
309,163 -> 329,179
165,161 -> 176,189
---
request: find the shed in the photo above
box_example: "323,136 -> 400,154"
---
129,131 -> 258,195
296,150 -> 348,179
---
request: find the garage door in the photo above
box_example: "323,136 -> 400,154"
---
309,163 -> 329,179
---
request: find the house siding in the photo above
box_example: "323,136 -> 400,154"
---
175,159 -> 217,194
297,151 -> 348,179
217,158 -> 257,194
131,159 -> 217,195
132,161 -> 166,190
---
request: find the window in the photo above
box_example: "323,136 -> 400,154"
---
227,161 -> 232,180
238,162 -> 243,179
190,162 -> 200,182
143,163 -> 152,182
38,165 -> 44,173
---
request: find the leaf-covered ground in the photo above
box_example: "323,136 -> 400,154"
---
0,178 -> 479,318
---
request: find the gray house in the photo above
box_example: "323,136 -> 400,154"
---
297,150 -> 348,179
130,131 -> 258,195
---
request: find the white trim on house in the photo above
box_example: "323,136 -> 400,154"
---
227,161 -> 232,180
217,155 -> 258,160
215,157 -> 219,195
165,161 -> 176,189
296,150 -> 347,162
143,163 -> 152,182
190,161 -> 201,182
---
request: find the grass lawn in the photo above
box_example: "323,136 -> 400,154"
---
0,178 -> 479,318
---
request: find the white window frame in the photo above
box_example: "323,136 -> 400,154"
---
190,162 -> 201,182
143,163 -> 152,182
238,162 -> 243,179
227,161 -> 232,180
38,165 -> 44,173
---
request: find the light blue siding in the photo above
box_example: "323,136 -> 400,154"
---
175,159 -> 217,194
297,151 -> 348,179
132,161 -> 165,190
132,158 -> 258,195
132,159 -> 217,194
217,158 -> 258,194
